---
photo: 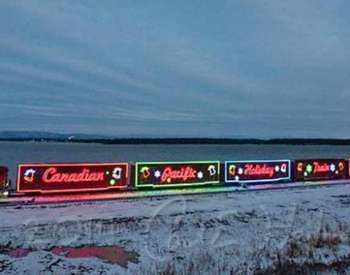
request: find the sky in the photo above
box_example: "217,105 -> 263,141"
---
0,0 -> 350,138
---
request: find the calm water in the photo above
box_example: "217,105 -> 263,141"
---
2,141 -> 350,182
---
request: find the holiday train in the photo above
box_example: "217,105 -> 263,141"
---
0,159 -> 349,196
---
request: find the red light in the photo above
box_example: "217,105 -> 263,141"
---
160,166 -> 197,183
42,167 -> 105,183
313,162 -> 330,173
243,164 -> 275,177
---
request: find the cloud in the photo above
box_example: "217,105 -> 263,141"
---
0,0 -> 350,138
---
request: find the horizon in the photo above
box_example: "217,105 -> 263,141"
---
3,130 -> 350,144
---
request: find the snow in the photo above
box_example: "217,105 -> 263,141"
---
1,184 -> 350,274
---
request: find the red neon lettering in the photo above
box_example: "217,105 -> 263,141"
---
244,164 -> 274,177
161,166 -> 197,183
42,167 -> 105,183
313,162 -> 330,173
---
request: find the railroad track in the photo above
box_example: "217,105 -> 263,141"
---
1,179 -> 349,207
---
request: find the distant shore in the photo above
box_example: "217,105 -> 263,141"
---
2,138 -> 350,145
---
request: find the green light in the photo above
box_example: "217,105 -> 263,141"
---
306,164 -> 313,173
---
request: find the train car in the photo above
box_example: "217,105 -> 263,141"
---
4,157 -> 349,199
135,161 -> 220,188
224,160 -> 291,186
16,162 -> 129,194
293,159 -> 347,182
0,166 -> 9,196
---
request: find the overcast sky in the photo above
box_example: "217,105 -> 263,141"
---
1,1 -> 350,138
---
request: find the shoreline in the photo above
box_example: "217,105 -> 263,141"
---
2,138 -> 350,145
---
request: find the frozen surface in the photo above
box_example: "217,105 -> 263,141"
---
1,184 -> 350,274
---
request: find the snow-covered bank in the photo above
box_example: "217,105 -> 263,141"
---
1,184 -> 350,274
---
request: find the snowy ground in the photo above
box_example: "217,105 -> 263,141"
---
1,184 -> 350,274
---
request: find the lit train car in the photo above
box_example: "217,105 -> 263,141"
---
7,158 -> 350,196
135,161 -> 220,189
224,160 -> 291,186
16,162 -> 129,194
293,159 -> 348,182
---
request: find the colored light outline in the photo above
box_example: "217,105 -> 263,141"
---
135,161 -> 220,188
224,160 -> 291,184
17,162 -> 129,194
